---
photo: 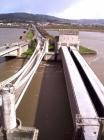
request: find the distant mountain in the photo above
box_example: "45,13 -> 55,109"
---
0,12 -> 104,25
0,12 -> 71,24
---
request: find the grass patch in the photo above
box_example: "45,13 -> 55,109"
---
79,45 -> 96,54
48,45 -> 55,51
22,40 -> 37,58
26,30 -> 34,40
23,48 -> 33,58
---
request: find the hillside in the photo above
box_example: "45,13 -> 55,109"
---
0,13 -> 104,25
0,13 -> 71,24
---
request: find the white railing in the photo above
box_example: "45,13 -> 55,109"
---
0,25 -> 46,136
15,42 -> 46,108
0,46 -> 19,56
0,41 -> 41,87
0,39 -> 47,109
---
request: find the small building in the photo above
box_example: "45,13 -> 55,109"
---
58,29 -> 80,50
7,23 -> 12,26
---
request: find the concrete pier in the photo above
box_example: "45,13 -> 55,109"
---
1,89 -> 16,130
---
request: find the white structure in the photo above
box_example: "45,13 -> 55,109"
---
0,42 -> 29,57
1,88 -> 16,130
58,30 -> 80,50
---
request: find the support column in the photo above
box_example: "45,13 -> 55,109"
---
43,39 -> 49,61
77,39 -> 80,51
1,86 -> 16,130
45,39 -> 49,53
17,46 -> 22,57
57,43 -> 61,52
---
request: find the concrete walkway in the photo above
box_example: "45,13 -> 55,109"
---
35,62 -> 74,140
17,61 -> 74,140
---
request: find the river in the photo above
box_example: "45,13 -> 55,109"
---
1,29 -> 103,85
47,30 -> 104,85
0,28 -> 27,81
79,31 -> 104,85
0,28 -> 26,46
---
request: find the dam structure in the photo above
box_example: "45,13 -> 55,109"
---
0,25 -> 104,140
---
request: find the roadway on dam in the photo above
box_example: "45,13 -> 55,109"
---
17,61 -> 74,140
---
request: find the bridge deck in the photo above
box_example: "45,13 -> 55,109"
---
17,61 -> 74,140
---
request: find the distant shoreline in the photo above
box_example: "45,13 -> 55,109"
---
79,29 -> 104,33
0,26 -> 27,29
0,25 -> 104,33
45,27 -> 104,33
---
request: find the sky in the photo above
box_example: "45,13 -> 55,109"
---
0,0 -> 104,19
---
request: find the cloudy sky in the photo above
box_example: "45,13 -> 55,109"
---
0,0 -> 104,19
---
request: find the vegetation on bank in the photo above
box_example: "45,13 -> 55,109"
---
48,44 -> 96,55
22,39 -> 37,58
48,44 -> 55,51
26,29 -> 34,40
48,37 -> 57,52
22,27 -> 36,58
79,45 -> 96,54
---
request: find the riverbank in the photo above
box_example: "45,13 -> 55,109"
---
26,29 -> 34,40
45,24 -> 104,33
79,45 -> 97,55
20,27 -> 36,58
22,40 -> 36,58
22,37 -> 37,59
79,29 -> 104,33
45,27 -> 104,34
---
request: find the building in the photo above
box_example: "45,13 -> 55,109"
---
58,29 -> 80,50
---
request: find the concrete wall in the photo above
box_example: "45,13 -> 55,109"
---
5,50 -> 19,56
18,43 -> 28,56
44,52 -> 61,61
59,35 -> 79,45
58,34 -> 80,51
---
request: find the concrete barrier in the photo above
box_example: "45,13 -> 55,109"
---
60,46 -> 100,140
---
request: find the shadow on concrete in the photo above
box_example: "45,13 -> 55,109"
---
34,61 -> 74,140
